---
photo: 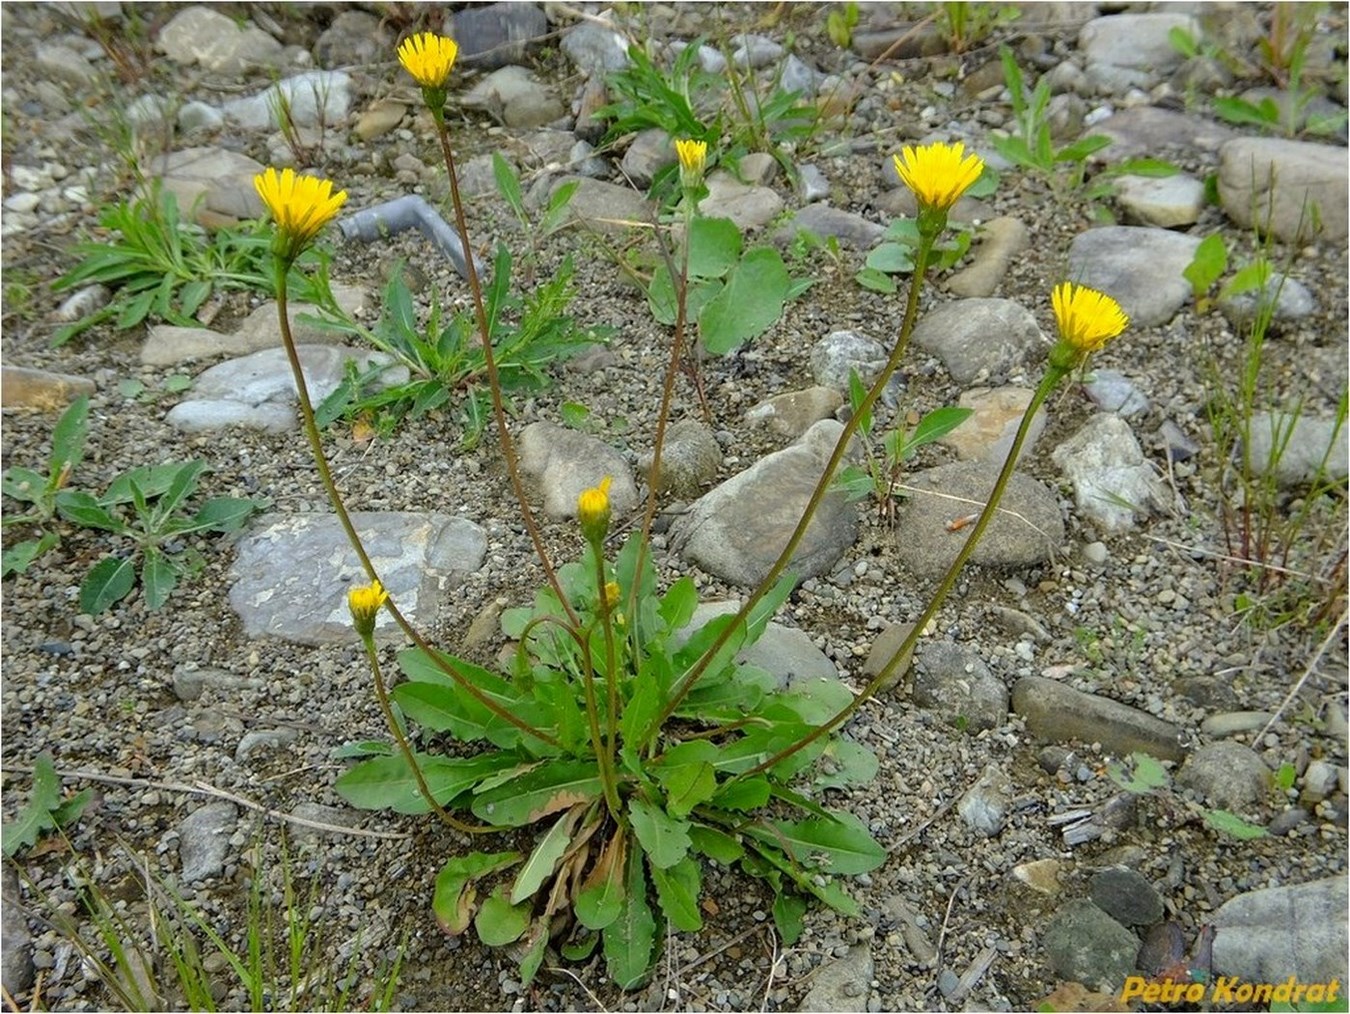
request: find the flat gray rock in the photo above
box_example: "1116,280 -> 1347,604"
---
462,65 -> 565,129
673,600 -> 838,690
1092,106 -> 1238,160
641,419 -> 722,497
1089,868 -> 1164,927
1114,172 -> 1206,228
913,641 -> 1010,732
166,344 -> 400,434
151,146 -> 267,224
450,2 -> 549,69
1176,741 -> 1271,810
229,512 -> 487,645
1218,276 -> 1316,328
1245,412 -> 1348,488
672,420 -> 858,588
810,330 -> 888,391
177,801 -> 238,882
1066,226 -> 1201,328
698,173 -> 784,232
778,204 -> 884,250
1012,675 -> 1187,762
156,6 -> 285,74
958,764 -> 1014,836
912,298 -> 1045,386
554,177 -> 654,235
517,422 -> 638,521
223,71 -> 352,130
891,460 -> 1064,579
1042,898 -> 1140,992
939,386 -> 1045,465
1212,876 -> 1349,984
746,386 -> 844,441
1219,137 -> 1349,244
1078,13 -> 1198,78
1,866 -> 32,1000
798,943 -> 873,1012
947,217 -> 1029,298
1052,414 -> 1167,534
619,129 -> 675,190
560,20 -> 631,74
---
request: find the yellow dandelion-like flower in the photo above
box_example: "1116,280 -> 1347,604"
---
675,138 -> 707,182
398,32 -> 459,89
577,476 -> 613,544
253,168 -> 347,257
348,579 -> 389,639
892,141 -> 985,213
1051,282 -> 1129,354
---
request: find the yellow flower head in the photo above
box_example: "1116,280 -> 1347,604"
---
253,168 -> 347,258
348,579 -> 389,639
892,141 -> 985,213
1051,282 -> 1129,354
675,137 -> 707,188
398,32 -> 459,89
601,581 -> 621,610
577,476 -> 613,544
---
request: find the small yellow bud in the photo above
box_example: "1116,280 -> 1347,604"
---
675,138 -> 707,190
348,579 -> 389,639
577,476 -> 613,544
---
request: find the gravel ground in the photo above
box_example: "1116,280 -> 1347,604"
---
2,3 -> 1347,1011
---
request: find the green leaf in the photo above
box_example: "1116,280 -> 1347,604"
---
908,406 -> 974,451
628,797 -> 692,869
854,267 -> 896,294
471,759 -> 603,827
1107,752 -> 1171,794
2,533 -> 59,577
1,752 -> 64,856
475,885 -> 530,946
847,369 -> 872,435
865,242 -> 914,274
140,546 -> 178,610
100,464 -> 184,504
1054,134 -> 1112,163
653,749 -> 718,818
650,855 -> 703,931
1184,233 -> 1228,301
1205,809 -> 1268,840
772,889 -> 807,946
80,555 -> 136,614
698,247 -> 790,355
750,811 -> 887,875
510,806 -> 583,904
56,492 -> 127,534
832,464 -> 877,502
433,851 -> 521,935
335,752 -> 515,814
2,466 -> 46,506
1110,158 -> 1179,178
517,921 -> 550,987
685,216 -> 741,279
688,824 -> 744,864
658,576 -> 698,631
602,848 -> 656,989
50,396 -> 90,482
966,166 -> 1000,198
576,831 -> 627,931
1219,259 -> 1272,301
181,497 -> 263,534
813,738 -> 880,791
492,153 -> 525,218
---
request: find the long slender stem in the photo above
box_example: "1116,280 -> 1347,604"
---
271,258 -> 558,749
742,365 -> 1065,777
652,230 -> 939,730
431,111 -> 578,630
361,634 -> 498,834
593,551 -> 620,772
578,630 -> 624,815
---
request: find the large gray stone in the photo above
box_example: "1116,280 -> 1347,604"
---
673,601 -> 838,690
947,217 -> 1029,298
177,802 -> 238,882
517,422 -> 638,521
1219,137 -> 1349,243
229,512 -> 487,645
462,65 -> 565,129
1042,898 -> 1140,992
1051,414 -> 1168,535
156,6 -> 285,74
1092,107 -> 1238,160
450,2 -> 549,69
912,641 -> 1009,732
150,146 -> 267,224
1176,742 -> 1271,810
912,298 -> 1046,385
1245,411 -> 1349,488
1212,877 -> 1349,984
554,177 -> 654,235
1066,226 -> 1202,328
1078,13 -> 1199,74
1012,675 -> 1187,762
1,866 -> 32,1000
222,72 -> 352,131
672,420 -> 858,588
798,944 -> 874,1012
698,173 -> 785,232
891,461 -> 1064,580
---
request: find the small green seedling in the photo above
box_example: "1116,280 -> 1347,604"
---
56,460 -> 265,613
1107,751 -> 1270,840
1,396 -> 90,576
2,752 -> 91,856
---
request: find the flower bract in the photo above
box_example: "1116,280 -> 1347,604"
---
348,579 -> 389,638
1051,282 -> 1129,354
398,32 -> 459,89
253,168 -> 347,257
892,141 -> 985,212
